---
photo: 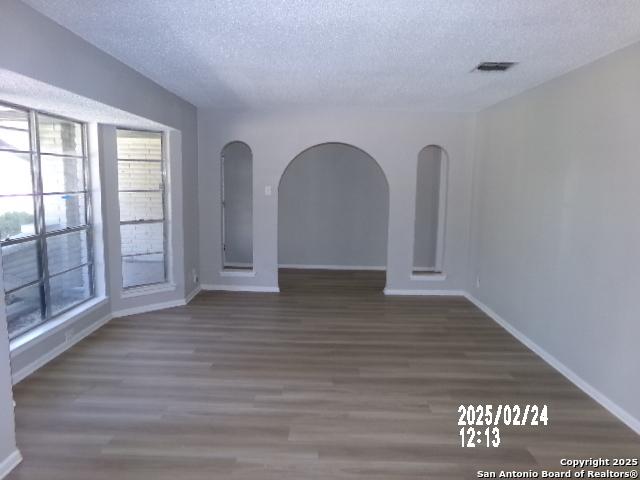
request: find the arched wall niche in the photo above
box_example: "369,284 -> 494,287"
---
277,142 -> 390,289
412,144 -> 449,275
220,141 -> 253,270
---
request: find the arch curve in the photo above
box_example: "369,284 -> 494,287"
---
221,140 -> 252,153
278,142 -> 389,193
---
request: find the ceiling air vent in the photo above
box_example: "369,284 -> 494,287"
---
474,62 -> 516,72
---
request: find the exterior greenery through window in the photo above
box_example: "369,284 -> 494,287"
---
116,129 -> 167,289
0,102 -> 94,340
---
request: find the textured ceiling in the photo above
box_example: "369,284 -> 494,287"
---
23,0 -> 640,111
0,69 -> 167,130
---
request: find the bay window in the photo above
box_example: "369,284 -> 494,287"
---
0,102 -> 94,340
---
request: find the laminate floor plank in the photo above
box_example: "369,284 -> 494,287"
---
7,269 -> 639,480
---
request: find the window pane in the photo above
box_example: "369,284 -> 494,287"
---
37,114 -> 82,156
0,106 -> 30,152
0,105 -> 29,130
46,230 -> 88,275
0,196 -> 36,241
49,265 -> 91,315
119,191 -> 163,222
1,240 -> 40,291
43,193 -> 86,231
117,129 -> 165,290
0,152 -> 33,195
118,160 -> 162,191
6,283 -> 44,340
123,253 -> 164,288
117,130 -> 161,160
0,105 -> 94,338
41,155 -> 84,193
121,222 -> 163,256
0,127 -> 30,152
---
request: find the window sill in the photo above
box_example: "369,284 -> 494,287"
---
410,273 -> 447,282
220,269 -> 256,278
121,282 -> 177,299
10,296 -> 109,355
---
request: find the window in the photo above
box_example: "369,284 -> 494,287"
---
0,102 -> 94,340
221,141 -> 253,270
116,129 -> 167,289
412,145 -> 448,275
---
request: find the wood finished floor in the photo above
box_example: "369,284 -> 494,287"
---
8,269 -> 639,479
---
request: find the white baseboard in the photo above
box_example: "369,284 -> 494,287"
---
463,292 -> 640,436
384,288 -> 464,296
202,284 -> 280,293
279,264 -> 386,271
184,285 -> 202,304
12,311 -> 114,385
0,450 -> 22,479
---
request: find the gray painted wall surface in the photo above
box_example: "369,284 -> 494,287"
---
470,41 -> 640,424
413,146 -> 442,270
198,108 -> 475,291
278,143 -> 388,268
0,262 -> 18,468
222,142 -> 253,267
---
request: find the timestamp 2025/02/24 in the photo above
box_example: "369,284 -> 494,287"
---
458,404 -> 549,448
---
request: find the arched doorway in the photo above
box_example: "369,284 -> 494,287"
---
277,143 -> 389,293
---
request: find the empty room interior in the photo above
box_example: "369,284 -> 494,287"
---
1,0 -> 639,478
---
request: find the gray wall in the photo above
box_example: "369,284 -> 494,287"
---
222,142 -> 253,267
198,107 -> 476,292
413,146 -> 442,271
279,143 -> 388,268
470,40 -> 640,426
0,263 -> 19,471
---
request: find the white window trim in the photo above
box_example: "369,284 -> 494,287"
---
116,128 -> 171,291
9,295 -> 108,354
120,282 -> 176,298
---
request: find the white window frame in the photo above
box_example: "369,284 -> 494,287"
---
0,101 -> 95,340
116,128 -> 169,290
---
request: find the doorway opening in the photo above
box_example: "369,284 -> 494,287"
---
277,142 -> 389,293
